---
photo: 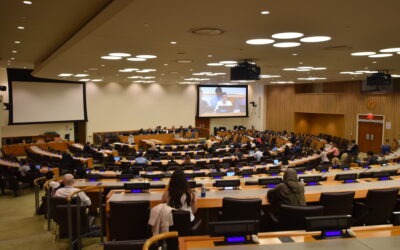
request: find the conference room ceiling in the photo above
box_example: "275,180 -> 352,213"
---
1,0 -> 400,85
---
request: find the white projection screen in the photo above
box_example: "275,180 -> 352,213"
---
9,81 -> 87,124
197,85 -> 248,118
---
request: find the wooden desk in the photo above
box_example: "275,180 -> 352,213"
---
179,225 -> 400,250
2,141 -> 72,156
30,146 -> 93,168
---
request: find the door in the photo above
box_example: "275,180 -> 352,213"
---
358,121 -> 383,153
195,117 -> 210,137
74,121 -> 87,143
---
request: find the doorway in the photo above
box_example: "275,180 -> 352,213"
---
357,115 -> 384,153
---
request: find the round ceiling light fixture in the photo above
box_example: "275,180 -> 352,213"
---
272,32 -> 304,39
351,51 -> 376,56
191,27 -> 224,36
246,38 -> 275,45
300,36 -> 331,43
368,53 -> 393,58
273,42 -> 301,48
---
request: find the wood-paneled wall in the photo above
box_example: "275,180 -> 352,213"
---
265,81 -> 400,141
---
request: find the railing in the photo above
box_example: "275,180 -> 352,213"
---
142,231 -> 179,250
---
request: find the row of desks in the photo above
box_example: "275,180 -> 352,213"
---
179,225 -> 400,250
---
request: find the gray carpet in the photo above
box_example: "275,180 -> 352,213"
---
0,188 -> 102,250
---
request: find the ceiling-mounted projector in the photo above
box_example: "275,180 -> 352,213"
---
230,60 -> 261,81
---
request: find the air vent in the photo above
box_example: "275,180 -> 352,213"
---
324,45 -> 352,51
191,27 -> 224,36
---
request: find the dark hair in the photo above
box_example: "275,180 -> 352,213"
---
167,169 -> 192,209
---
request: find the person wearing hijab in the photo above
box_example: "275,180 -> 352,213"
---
267,168 -> 306,206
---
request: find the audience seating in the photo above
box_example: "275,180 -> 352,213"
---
319,191 -> 355,216
109,200 -> 150,241
271,205 -> 323,230
166,210 -> 202,249
353,188 -> 399,225
220,197 -> 262,221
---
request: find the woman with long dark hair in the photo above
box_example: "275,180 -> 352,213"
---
161,169 -> 197,221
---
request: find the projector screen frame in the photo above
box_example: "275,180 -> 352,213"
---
7,68 -> 88,125
196,85 -> 249,118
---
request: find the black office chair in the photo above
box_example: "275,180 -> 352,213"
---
220,197 -> 263,221
166,210 -> 202,250
319,191 -> 355,216
353,188 -> 399,226
272,204 -> 323,231
53,204 -> 89,238
103,239 -> 148,250
109,200 -> 150,240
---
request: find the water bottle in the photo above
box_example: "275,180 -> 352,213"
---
201,184 -> 206,198
300,178 -> 305,185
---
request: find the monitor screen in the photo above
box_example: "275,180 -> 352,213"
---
114,156 -> 121,161
197,85 -> 248,118
226,171 -> 235,177
273,159 -> 279,165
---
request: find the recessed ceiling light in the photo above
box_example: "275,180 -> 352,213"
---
142,76 -> 156,79
17,26 -> 24,30
312,67 -> 327,70
58,73 -> 73,77
14,41 -> 21,44
12,50 -> 17,53
207,63 -> 223,66
191,27 -> 224,36
379,48 -> 400,53
23,1 -> 32,5
118,68 -> 138,72
283,68 -> 298,71
368,53 -> 393,58
273,42 -> 301,48
127,57 -> 147,61
208,55 -> 213,58
224,64 -> 237,67
136,55 -> 157,59
91,79 -> 103,82
246,38 -> 275,45
74,74 -> 89,77
79,79 -> 90,82
177,60 -> 193,63
300,36 -> 331,43
108,52 -> 131,57
101,55 -> 122,60
339,71 -> 353,74
170,41 -> 177,45
392,75 -> 400,78
260,75 -> 281,78
272,32 -> 304,39
298,66 -> 313,69
10,58 -> 15,60
219,60 -> 237,64
292,53 -> 298,56
270,81 -> 294,84
260,10 -> 270,15
351,51 -> 376,56
372,61 -> 377,64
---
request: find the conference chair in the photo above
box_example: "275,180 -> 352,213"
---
53,204 -> 89,239
319,191 -> 355,216
166,210 -> 202,250
353,188 -> 399,225
103,239 -> 148,250
109,200 -> 150,241
271,205 -> 323,231
219,197 -> 263,221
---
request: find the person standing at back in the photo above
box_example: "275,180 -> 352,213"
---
267,168 -> 305,207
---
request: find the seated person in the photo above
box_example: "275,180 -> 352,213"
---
54,174 -> 91,206
319,147 -> 330,163
83,142 -> 92,155
381,139 -> 391,155
135,152 -> 149,165
183,155 -> 192,165
161,169 -> 197,221
267,168 -> 305,207
366,151 -> 378,165
232,147 -> 243,160
331,157 -> 341,168
214,92 -> 232,112
254,148 -> 263,162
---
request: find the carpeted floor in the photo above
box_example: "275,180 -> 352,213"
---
0,188 -> 103,250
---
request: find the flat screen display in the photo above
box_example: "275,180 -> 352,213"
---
197,85 -> 248,118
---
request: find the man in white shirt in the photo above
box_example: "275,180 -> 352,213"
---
254,148 -> 264,162
54,174 -> 91,206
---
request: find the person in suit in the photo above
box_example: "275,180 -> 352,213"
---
267,168 -> 305,207
61,151 -> 74,173
366,151 -> 378,165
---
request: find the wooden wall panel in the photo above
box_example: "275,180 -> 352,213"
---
265,81 -> 400,142
265,85 -> 295,132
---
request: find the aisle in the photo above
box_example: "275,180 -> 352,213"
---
0,189 -> 101,250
